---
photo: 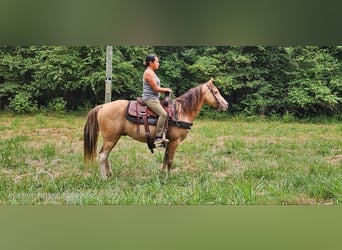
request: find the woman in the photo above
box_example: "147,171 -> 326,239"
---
142,54 -> 172,146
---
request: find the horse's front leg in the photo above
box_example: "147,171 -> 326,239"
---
162,145 -> 169,171
163,140 -> 180,172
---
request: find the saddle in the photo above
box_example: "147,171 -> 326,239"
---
125,96 -> 193,153
126,96 -> 173,153
126,98 -> 156,125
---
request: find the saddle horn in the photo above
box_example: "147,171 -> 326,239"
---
164,92 -> 170,107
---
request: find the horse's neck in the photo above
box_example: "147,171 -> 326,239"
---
175,98 -> 204,123
173,84 -> 207,122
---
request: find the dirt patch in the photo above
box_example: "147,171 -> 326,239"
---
327,155 -> 342,166
32,128 -> 73,137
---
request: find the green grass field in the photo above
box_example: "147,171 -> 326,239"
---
0,113 -> 341,204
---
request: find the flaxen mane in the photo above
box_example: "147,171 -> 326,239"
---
175,84 -> 203,113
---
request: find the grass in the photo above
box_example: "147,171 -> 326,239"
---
0,113 -> 341,204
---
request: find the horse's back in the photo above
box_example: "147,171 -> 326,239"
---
96,100 -> 129,134
98,100 -> 129,119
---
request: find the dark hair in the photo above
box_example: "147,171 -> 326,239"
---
144,54 -> 157,66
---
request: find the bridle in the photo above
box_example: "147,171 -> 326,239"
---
205,82 -> 221,110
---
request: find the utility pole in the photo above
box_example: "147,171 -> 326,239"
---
105,46 -> 113,103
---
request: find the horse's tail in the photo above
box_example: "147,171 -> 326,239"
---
83,105 -> 102,164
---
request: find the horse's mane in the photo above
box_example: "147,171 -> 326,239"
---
175,84 -> 203,113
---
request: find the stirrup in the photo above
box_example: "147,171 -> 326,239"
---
154,137 -> 168,149
162,132 -> 169,143
154,137 -> 168,144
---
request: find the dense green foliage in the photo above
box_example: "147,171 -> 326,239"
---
0,46 -> 341,117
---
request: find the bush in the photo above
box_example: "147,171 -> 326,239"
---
47,97 -> 67,113
8,92 -> 38,113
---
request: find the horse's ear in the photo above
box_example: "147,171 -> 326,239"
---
208,77 -> 214,85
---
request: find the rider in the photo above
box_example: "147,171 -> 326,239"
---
142,54 -> 172,146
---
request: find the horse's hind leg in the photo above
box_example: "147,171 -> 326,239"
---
98,136 -> 120,179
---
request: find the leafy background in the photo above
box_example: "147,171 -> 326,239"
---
1,46 -> 341,117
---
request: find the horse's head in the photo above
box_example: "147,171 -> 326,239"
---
202,78 -> 229,111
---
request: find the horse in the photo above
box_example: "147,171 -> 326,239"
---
83,78 -> 228,179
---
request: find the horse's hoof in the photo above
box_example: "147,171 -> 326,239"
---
101,172 -> 113,179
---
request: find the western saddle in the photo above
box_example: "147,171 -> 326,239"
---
126,95 -> 173,153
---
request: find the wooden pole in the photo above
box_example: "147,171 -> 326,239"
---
105,46 -> 112,103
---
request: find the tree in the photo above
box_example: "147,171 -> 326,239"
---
286,46 -> 342,116
0,46 -> 341,117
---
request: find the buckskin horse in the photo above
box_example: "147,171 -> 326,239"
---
84,78 -> 228,179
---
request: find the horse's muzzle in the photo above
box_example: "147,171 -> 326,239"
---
219,101 -> 229,111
